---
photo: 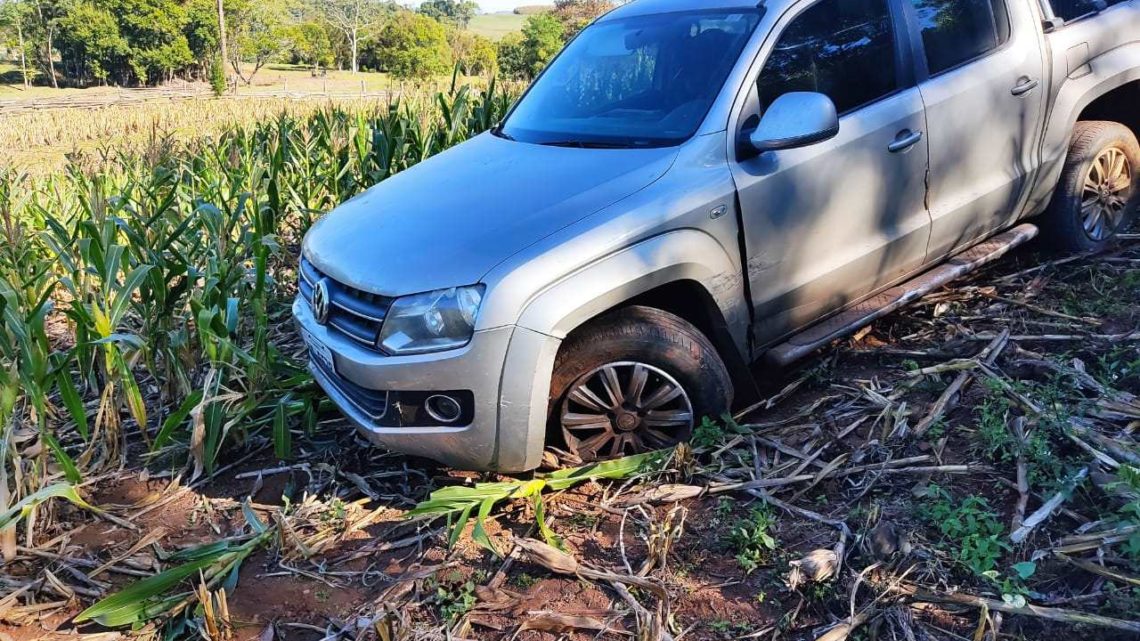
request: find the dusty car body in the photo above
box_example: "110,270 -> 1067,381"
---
295,0 -> 1140,471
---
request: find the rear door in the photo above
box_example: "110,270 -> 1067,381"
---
905,0 -> 1048,259
730,0 -> 933,347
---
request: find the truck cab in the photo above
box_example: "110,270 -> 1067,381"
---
295,0 -> 1140,471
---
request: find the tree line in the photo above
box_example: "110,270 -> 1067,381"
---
0,0 -> 613,89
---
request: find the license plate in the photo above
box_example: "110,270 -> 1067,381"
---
301,328 -> 335,374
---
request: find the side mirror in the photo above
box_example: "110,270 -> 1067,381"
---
749,92 -> 840,153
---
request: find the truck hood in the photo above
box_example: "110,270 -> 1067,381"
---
302,132 -> 678,296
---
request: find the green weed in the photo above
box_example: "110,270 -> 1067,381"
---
923,485 -> 1009,576
725,505 -> 779,574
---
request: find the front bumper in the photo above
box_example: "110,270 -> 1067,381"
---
292,296 -> 558,471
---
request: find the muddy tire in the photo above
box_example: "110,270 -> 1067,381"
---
548,306 -> 733,462
1041,121 -> 1139,252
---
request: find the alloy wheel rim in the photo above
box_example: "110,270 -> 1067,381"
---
560,361 -> 694,459
1081,147 -> 1132,241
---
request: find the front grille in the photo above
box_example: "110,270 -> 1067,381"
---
312,358 -> 390,421
299,256 -> 394,350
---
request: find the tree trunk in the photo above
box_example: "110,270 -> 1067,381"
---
46,25 -> 57,88
16,19 -> 29,88
351,27 -> 359,74
216,0 -> 228,89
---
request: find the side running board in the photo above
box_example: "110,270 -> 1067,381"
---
766,223 -> 1039,367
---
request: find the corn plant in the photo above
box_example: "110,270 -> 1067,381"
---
408,450 -> 670,555
0,81 -> 515,547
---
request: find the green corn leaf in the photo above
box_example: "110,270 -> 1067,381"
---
109,264 -> 153,327
225,297 -> 239,336
272,403 -> 290,461
119,360 -> 148,431
165,540 -> 238,563
41,429 -> 81,484
447,501 -> 476,550
152,390 -> 203,452
0,484 -> 92,530
55,367 -> 89,441
534,494 -> 563,550
471,496 -> 499,556
241,501 -> 267,535
222,557 -> 243,594
74,554 -> 226,627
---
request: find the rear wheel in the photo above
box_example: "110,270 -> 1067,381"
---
548,306 -> 733,462
1041,121 -> 1139,252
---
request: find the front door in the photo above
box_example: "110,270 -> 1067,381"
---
730,0 -> 933,348
906,0 -> 1048,259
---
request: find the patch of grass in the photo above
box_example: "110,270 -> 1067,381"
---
724,505 -> 779,574
692,415 -> 748,449
923,485 -> 1009,577
1095,345 -> 1140,389
1117,464 -> 1140,559
512,572 -> 540,589
430,571 -> 479,623
566,512 -> 599,530
709,619 -> 753,637
973,380 -> 1068,489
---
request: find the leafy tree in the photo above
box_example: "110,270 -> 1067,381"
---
367,11 -> 450,79
498,12 -> 562,79
209,54 -> 226,94
290,20 -> 334,75
314,0 -> 389,74
448,29 -> 495,76
417,0 -> 476,28
113,0 -> 195,84
495,31 -> 525,79
226,0 -> 291,85
184,0 -> 223,69
0,0 -> 34,86
27,0 -> 66,87
49,0 -> 195,86
54,1 -> 127,84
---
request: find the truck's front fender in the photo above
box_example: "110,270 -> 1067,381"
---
1029,24 -> 1140,214
493,228 -> 747,471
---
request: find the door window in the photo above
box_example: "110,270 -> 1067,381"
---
757,0 -> 899,115
1049,0 -> 1111,21
909,0 -> 1011,75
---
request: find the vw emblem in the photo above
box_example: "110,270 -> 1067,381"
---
312,279 -> 331,325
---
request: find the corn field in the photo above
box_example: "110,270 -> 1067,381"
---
0,81 -> 514,560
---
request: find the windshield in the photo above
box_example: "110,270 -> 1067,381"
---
498,9 -> 761,148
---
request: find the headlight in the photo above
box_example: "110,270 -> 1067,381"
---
377,285 -> 485,355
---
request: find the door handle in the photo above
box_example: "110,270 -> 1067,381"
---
888,130 -> 923,153
1011,78 -> 1040,96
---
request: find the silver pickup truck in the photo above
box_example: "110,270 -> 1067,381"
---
295,0 -> 1140,471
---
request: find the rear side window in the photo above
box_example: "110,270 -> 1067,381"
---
757,0 -> 899,116
1049,0 -> 1108,21
909,0 -> 1011,75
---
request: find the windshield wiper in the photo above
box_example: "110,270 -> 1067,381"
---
491,125 -> 516,141
537,140 -> 634,149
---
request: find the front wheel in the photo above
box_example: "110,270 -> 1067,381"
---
1041,121 -> 1139,252
548,306 -> 733,462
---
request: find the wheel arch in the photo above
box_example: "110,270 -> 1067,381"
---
1028,46 -> 1140,215
564,279 -> 759,409
503,229 -> 757,463
1075,79 -> 1140,137
513,228 -> 753,385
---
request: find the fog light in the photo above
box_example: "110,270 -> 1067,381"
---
425,394 -> 463,424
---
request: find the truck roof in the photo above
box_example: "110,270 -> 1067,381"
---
600,0 -> 768,21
